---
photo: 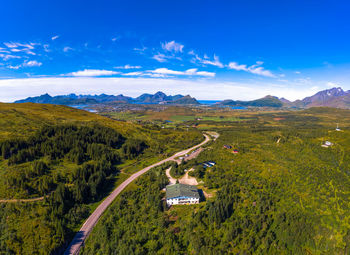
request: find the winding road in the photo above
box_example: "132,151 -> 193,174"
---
64,133 -> 211,255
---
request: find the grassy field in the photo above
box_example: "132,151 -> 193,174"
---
103,106 -> 243,126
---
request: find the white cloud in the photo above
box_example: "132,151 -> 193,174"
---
228,61 -> 275,77
152,53 -> 168,62
152,53 -> 182,63
191,53 -> 224,68
120,68 -> 215,77
115,64 -> 142,69
23,61 -> 42,67
3,42 -> 37,55
111,36 -> 120,42
4,42 -> 36,50
0,47 -> 10,53
295,71 -> 301,74
148,68 -> 184,76
134,46 -> 147,53
25,50 -> 36,55
4,42 -> 19,48
161,41 -> 184,53
147,68 -> 215,77
6,60 -> 42,69
228,62 -> 248,71
121,72 -> 143,76
152,41 -> 185,63
63,46 -> 73,52
67,69 -> 120,77
196,71 -> 216,77
10,48 -> 22,52
0,54 -> 21,61
248,66 -> 275,77
188,50 -> 195,55
7,65 -> 21,70
51,35 -> 59,41
201,55 -> 224,68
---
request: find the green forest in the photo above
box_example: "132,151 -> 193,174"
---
1,103 -> 350,254
0,103 -> 203,255
83,108 -> 350,255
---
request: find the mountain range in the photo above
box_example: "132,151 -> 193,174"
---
14,87 -> 350,109
15,91 -> 200,105
282,87 -> 350,108
217,87 -> 350,109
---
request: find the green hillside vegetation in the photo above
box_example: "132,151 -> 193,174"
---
83,108 -> 350,254
220,95 -> 283,107
168,95 -> 199,105
0,102 -> 137,140
0,103 -> 203,254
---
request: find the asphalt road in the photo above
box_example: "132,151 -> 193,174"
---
64,134 -> 210,255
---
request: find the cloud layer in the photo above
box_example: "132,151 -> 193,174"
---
67,69 -> 119,77
162,41 -> 184,53
228,61 -> 275,77
0,77 -> 322,102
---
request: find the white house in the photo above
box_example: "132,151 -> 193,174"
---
166,183 -> 200,206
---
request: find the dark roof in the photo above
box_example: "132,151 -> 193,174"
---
166,183 -> 200,199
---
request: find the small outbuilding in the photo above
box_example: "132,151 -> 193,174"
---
166,183 -> 200,206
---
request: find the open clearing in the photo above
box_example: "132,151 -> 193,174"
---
178,169 -> 198,185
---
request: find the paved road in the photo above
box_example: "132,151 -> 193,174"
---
64,134 -> 210,255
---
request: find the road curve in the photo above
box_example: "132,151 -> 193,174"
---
64,134 -> 211,255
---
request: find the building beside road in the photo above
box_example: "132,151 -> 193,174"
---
166,183 -> 200,206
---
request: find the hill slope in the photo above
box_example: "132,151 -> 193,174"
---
0,102 -> 137,140
0,103 -> 203,255
218,95 -> 283,107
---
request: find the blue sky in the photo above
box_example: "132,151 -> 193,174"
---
0,0 -> 350,102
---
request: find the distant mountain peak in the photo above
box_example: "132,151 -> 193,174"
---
319,87 -> 345,96
154,91 -> 167,96
301,87 -> 348,107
